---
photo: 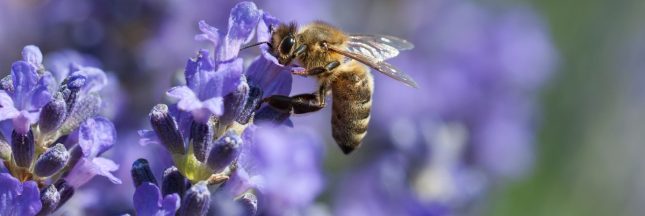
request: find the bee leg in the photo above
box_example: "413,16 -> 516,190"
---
292,61 -> 340,76
263,82 -> 330,114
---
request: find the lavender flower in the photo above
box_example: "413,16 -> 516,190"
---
166,1 -> 260,123
0,45 -> 121,215
0,46 -> 52,134
137,2 -> 324,215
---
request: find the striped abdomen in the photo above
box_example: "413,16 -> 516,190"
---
330,62 -> 373,154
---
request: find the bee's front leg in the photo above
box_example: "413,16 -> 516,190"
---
262,81 -> 330,114
291,61 -> 340,76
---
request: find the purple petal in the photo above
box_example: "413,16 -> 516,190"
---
78,117 -> 116,158
0,173 -> 21,214
0,91 -> 19,121
190,108 -> 213,124
138,129 -> 161,146
257,12 -> 280,55
11,61 -> 38,110
29,72 -> 55,110
0,173 -> 42,216
167,86 -> 203,111
184,50 -> 215,91
133,182 -> 162,216
202,97 -> 224,116
200,58 -> 244,100
217,2 -> 261,61
161,194 -> 181,215
195,20 -> 220,48
255,12 -> 290,67
64,157 -> 121,188
91,157 -> 121,183
12,110 -> 38,134
246,55 -> 292,98
15,181 -> 41,216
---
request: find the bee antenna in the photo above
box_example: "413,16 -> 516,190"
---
242,41 -> 272,50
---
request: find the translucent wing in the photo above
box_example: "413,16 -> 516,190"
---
346,34 -> 414,61
330,46 -> 418,88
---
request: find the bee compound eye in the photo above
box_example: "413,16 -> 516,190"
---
280,36 -> 295,55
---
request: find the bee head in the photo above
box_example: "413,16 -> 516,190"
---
271,22 -> 298,65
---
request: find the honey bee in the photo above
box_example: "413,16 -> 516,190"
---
249,21 -> 416,154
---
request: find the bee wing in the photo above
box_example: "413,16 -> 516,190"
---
330,46 -> 418,88
347,34 -> 414,61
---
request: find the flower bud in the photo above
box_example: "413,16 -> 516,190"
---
190,119 -> 213,162
12,129 -> 35,168
62,145 -> 82,175
54,179 -> 75,210
235,193 -> 258,216
180,181 -> 210,216
66,74 -> 86,90
131,158 -> 158,187
0,133 -> 11,161
39,92 -> 67,134
149,104 -> 186,154
0,75 -> 13,93
64,75 -> 86,112
221,79 -> 249,126
38,184 -> 60,216
34,144 -> 70,177
162,166 -> 189,198
206,130 -> 241,172
236,85 -> 262,124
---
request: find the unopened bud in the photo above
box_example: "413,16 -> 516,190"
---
39,92 -> 67,134
0,133 -> 11,161
0,75 -> 13,93
180,181 -> 210,216
206,130 -> 241,172
131,158 -> 158,187
37,184 -> 60,216
54,179 -> 75,210
34,144 -> 70,177
162,166 -> 189,198
221,78 -> 249,126
236,85 -> 262,124
235,193 -> 258,216
189,120 -> 213,162
12,129 -> 35,168
149,104 -> 186,154
64,74 -> 86,112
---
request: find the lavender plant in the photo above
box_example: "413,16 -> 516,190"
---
0,45 -> 121,215
136,2 -> 323,216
